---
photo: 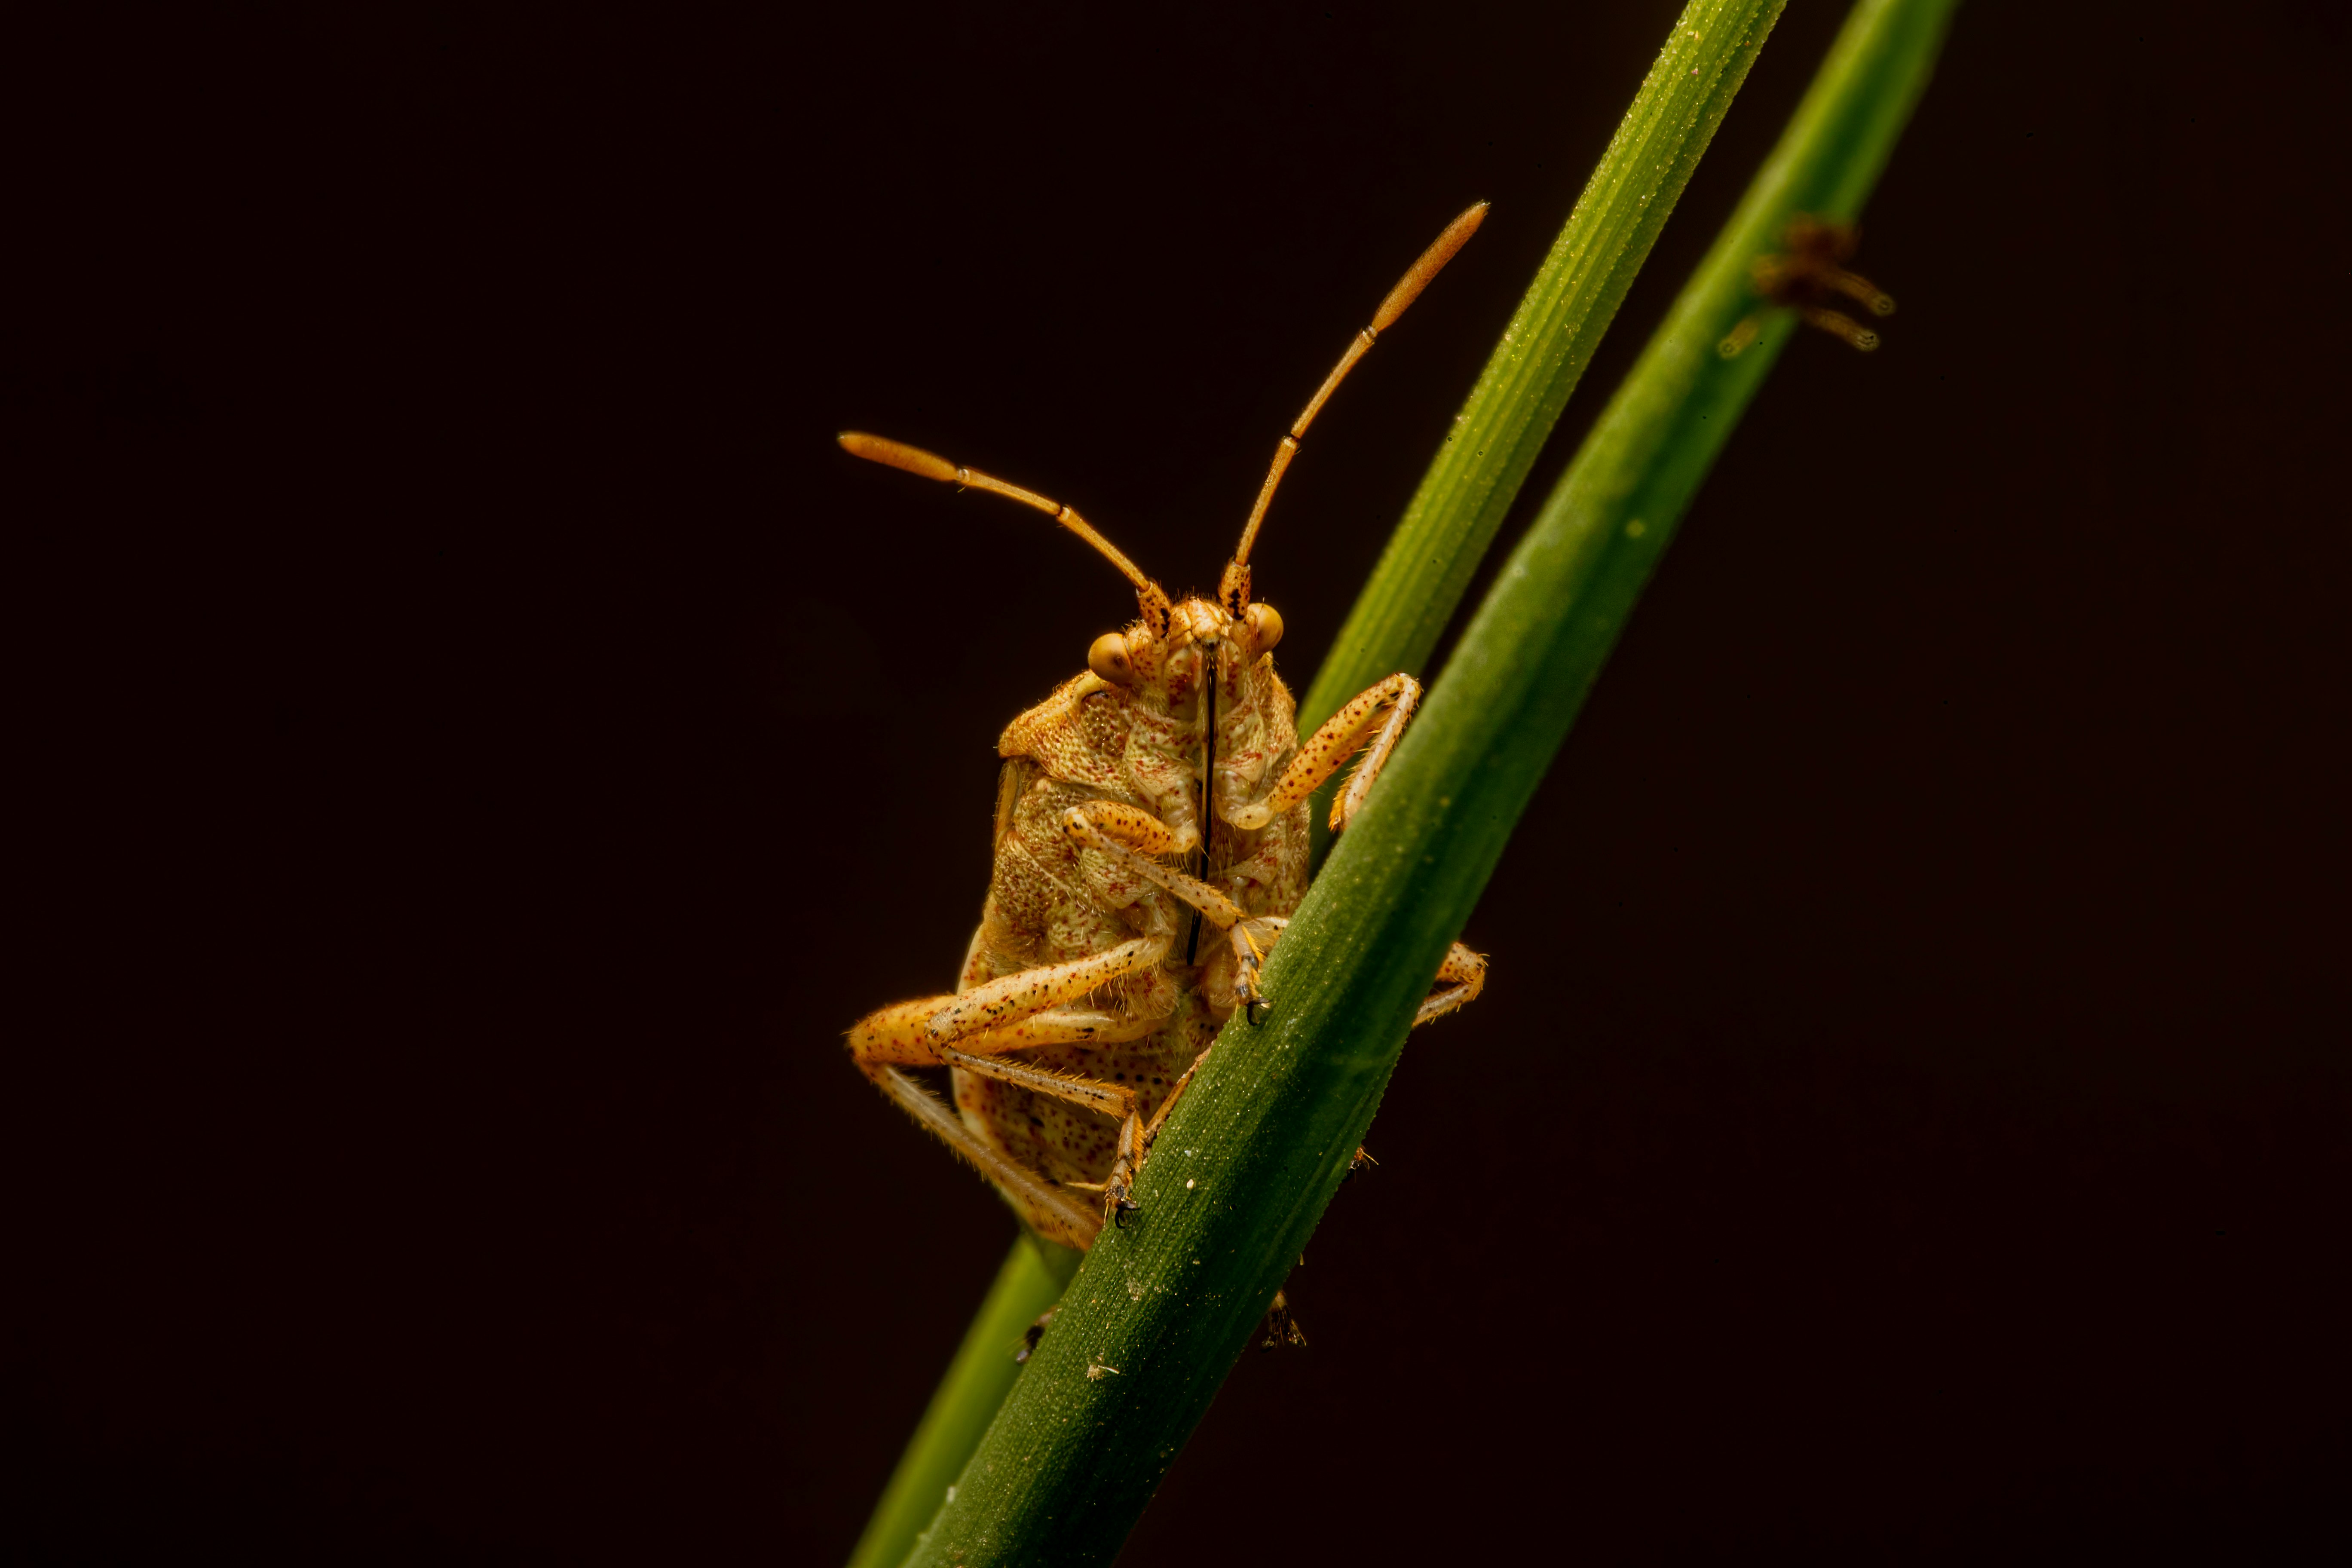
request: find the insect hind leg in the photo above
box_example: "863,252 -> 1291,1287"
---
848,936 -> 1179,1236
858,1062 -> 1102,1250
848,937 -> 1176,1070
926,935 -> 1173,1045
936,1045 -> 1160,1229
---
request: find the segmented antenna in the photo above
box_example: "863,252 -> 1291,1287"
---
837,432 -> 1173,622
1228,202 -> 1489,574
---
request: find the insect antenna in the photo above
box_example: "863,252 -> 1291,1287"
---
1220,201 -> 1489,612
837,432 -> 1175,628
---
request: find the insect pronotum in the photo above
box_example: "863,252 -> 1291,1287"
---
842,204 -> 1493,1253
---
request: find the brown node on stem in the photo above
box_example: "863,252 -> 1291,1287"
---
1719,213 -> 1897,357
1259,1287 -> 1308,1352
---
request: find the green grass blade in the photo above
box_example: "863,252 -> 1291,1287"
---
1301,0 -> 1792,860
845,7 -> 1788,1561
1298,0 -> 1789,741
902,2 -> 1957,1564
844,1234 -> 1079,1568
1360,0 -> 1962,984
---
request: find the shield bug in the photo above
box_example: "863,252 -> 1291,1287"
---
842,205 -> 1492,1252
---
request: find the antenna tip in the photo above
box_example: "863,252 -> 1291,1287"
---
838,431 -> 959,484
1371,200 -> 1492,331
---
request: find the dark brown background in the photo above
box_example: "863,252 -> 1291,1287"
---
9,0 -> 2346,1561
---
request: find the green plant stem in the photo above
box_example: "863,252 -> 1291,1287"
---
847,11 -> 1786,1561
1299,0 -> 1790,857
902,2 -> 1955,1563
845,1234 -> 1080,1568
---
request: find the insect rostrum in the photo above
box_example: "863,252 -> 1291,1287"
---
842,205 -> 1493,1252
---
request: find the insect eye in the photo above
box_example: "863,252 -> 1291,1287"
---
1245,602 -> 1283,652
1089,631 -> 1135,685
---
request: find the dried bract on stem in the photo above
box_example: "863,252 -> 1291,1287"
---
1720,212 -> 1898,356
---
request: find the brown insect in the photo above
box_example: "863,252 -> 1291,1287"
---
1720,213 -> 1897,357
841,205 -> 1494,1253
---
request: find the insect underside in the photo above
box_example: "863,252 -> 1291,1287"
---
841,205 -> 1495,1257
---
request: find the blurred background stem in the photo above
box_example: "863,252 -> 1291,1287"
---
842,1234 -> 1078,1568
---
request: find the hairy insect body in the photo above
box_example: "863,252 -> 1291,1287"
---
841,202 -> 1495,1254
957,620 -> 1309,1199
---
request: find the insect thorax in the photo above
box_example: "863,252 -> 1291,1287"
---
953,612 -> 1309,1184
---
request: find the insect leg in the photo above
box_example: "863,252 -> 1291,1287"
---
1197,916 -> 1480,1029
937,956 -> 1241,1226
933,1046 -> 1161,1229
1058,806 -> 1308,1017
852,940 -> 1180,1234
1223,672 -> 1420,833
1414,941 -> 1488,1026
1135,1041 -> 1216,1149
1133,938 -> 1483,1207
922,935 -> 1173,1046
858,1062 -> 1102,1250
1061,808 -> 1250,930
1036,1038 -> 1214,1217
859,984 -> 1175,1069
851,979 -> 1162,1069
850,996 -> 1169,1246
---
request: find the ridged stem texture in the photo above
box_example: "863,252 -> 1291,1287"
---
844,1236 -> 1078,1568
1298,0 -> 1790,743
891,2 -> 1955,1562
850,9 -> 1794,1557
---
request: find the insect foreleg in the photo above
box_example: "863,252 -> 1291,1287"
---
1061,806 -> 1302,1016
1062,808 -> 1250,930
1223,672 -> 1420,833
